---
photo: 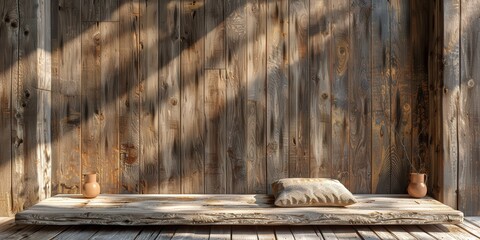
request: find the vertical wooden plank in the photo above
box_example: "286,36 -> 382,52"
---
139,0 -> 159,193
81,21 -> 120,194
427,0 -> 441,200
119,0 -> 140,193
158,0 -> 181,194
349,0 -> 371,193
180,0 -> 205,193
205,70 -> 227,193
0,0 -> 18,216
410,0 -> 430,177
51,0 -> 82,196
331,0 -> 349,186
436,0 -> 458,208
460,0 -> 480,216
309,0 -> 331,178
36,0 -> 52,202
371,0 -> 391,194
205,0 -> 225,69
288,0 -> 309,178
389,0 -> 412,194
13,0 -> 40,212
225,0 -> 247,193
246,0 -> 267,193
266,0 -> 289,193
205,0 -> 226,194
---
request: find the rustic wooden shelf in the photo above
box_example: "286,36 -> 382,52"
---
15,194 -> 463,225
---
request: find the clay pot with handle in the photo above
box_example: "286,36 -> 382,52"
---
83,172 -> 101,198
407,173 -> 427,198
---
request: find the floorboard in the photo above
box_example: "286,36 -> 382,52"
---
1,217 -> 479,239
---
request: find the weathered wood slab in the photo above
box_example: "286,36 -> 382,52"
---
16,194 -> 463,225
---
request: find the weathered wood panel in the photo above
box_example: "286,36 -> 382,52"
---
139,0 -> 159,193
309,0 -> 331,179
81,0 -> 119,22
246,0 -> 267,193
13,0 -> 41,213
118,0 -> 140,193
349,0 -> 371,193
16,194 -> 464,225
439,0 -> 460,211
51,0 -> 82,196
0,0 -> 18,216
266,0 -> 289,193
205,70 -> 227,193
459,0 -> 480,216
180,0 -> 205,193
226,0 -> 247,194
0,0 -> 444,214
390,0 -> 412,194
205,5 -> 226,196
157,0 -> 181,194
288,0 -> 309,178
205,0 -> 225,69
331,0 -> 350,186
371,0 -> 391,194
81,21 -> 119,194
37,0 -> 52,203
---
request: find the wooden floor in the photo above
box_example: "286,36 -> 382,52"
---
1,217 -> 480,239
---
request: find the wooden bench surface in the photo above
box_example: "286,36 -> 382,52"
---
15,194 -> 464,225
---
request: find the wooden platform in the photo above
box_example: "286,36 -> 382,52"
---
15,194 -> 463,225
3,217 -> 480,239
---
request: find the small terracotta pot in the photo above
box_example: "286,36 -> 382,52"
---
83,172 -> 101,198
407,173 -> 427,198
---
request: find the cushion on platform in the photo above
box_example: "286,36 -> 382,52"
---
272,178 -> 357,207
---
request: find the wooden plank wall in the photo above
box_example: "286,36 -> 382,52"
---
430,0 -> 480,216
0,0 -> 446,215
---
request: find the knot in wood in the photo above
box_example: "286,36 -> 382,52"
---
170,97 -> 178,106
468,79 -> 475,88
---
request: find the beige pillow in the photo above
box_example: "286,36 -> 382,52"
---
272,178 -> 357,207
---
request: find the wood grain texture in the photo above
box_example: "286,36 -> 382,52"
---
81,21 -> 120,194
288,0 -> 309,178
266,0 -> 289,193
427,0 -> 441,201
205,0 -> 225,69
309,0 -> 331,179
139,0 -> 159,193
459,0 -> 480,216
81,0 -> 119,22
410,0 -> 429,179
157,0 -> 181,194
437,1 -> 462,210
118,0 -> 140,194
331,0 -> 350,186
246,0 -> 267,194
36,0 -> 52,203
389,0 -> 412,194
205,70 -> 227,193
51,0 -> 82,196
349,0 -> 371,193
371,0 -> 391,194
225,0 -> 247,194
180,0 -> 205,194
0,0 -> 17,216
16,194 -> 463,225
13,0 -> 41,213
